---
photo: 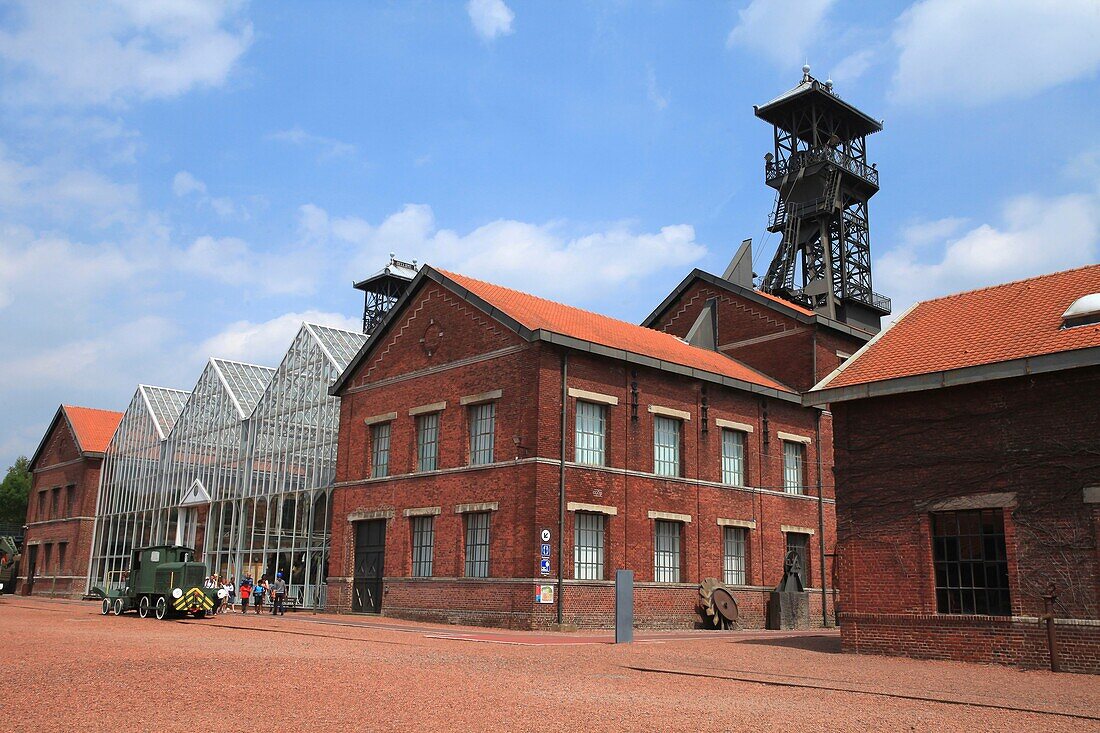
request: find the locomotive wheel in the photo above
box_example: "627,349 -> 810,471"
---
193,610 -> 206,619
112,598 -> 125,616
154,596 -> 168,620
100,598 -> 110,615
138,596 -> 150,618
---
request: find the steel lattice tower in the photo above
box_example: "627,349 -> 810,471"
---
756,65 -> 891,332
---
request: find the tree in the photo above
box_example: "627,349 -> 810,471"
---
0,457 -> 30,525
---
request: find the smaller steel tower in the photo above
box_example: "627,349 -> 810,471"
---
353,254 -> 418,334
756,65 -> 891,332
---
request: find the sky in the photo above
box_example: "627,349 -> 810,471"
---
0,0 -> 1098,468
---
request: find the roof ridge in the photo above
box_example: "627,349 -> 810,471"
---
62,404 -> 124,416
917,263 -> 1100,306
210,356 -> 277,371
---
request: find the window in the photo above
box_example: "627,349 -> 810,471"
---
51,487 -> 60,518
416,412 -> 440,472
43,543 -> 52,573
723,527 -> 747,585
65,485 -> 76,515
932,509 -> 1010,616
37,491 -> 46,520
468,402 -> 496,465
721,429 -> 746,486
786,532 -> 810,585
57,542 -> 67,573
464,512 -> 490,577
574,401 -> 608,466
653,520 -> 681,582
783,441 -> 804,494
370,422 -> 391,478
574,512 -> 605,580
653,416 -> 681,477
410,516 -> 434,577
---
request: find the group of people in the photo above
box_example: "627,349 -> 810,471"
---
203,572 -> 289,616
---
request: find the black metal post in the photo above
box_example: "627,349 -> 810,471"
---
556,351 -> 568,626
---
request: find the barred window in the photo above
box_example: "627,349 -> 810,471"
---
464,512 -> 491,578
65,485 -> 76,515
574,401 -> 608,466
417,412 -> 440,472
783,441 -> 804,494
723,526 -> 747,585
370,422 -> 391,478
43,543 -> 52,573
51,487 -> 60,518
57,542 -> 68,573
786,532 -> 810,585
468,402 -> 496,466
37,491 -> 46,520
653,416 -> 681,477
721,429 -> 746,486
411,516 -> 434,577
574,512 -> 605,580
932,509 -> 1010,616
653,520 -> 681,582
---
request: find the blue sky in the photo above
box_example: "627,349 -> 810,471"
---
0,0 -> 1097,467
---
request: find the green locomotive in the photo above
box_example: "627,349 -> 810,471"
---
93,544 -> 217,620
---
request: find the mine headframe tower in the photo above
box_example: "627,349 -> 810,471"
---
353,253 -> 418,334
756,65 -> 891,332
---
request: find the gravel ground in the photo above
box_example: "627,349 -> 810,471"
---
2,597 -> 1097,732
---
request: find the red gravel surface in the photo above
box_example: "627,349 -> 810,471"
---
2,597 -> 1098,732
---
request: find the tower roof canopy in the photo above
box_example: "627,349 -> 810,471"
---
353,254 -> 418,292
755,77 -> 882,142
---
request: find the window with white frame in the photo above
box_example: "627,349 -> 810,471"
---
573,512 -> 605,580
653,416 -> 681,477
416,412 -> 440,472
653,520 -> 681,582
464,511 -> 490,577
468,402 -> 496,466
574,401 -> 607,466
410,515 -> 434,577
723,526 -> 747,585
783,441 -> 804,494
370,422 -> 391,478
721,429 -> 746,486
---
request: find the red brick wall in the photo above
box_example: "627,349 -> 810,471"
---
832,366 -> 1100,672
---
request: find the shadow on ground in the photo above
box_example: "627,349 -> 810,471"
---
735,634 -> 841,654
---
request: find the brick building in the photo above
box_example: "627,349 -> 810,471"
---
328,266 -> 846,629
806,265 -> 1100,673
23,405 -> 123,598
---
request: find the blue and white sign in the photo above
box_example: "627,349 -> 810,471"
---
540,543 -> 551,558
539,558 -> 551,575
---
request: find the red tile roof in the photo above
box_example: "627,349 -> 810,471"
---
824,265 -> 1100,390
438,269 -> 795,393
63,405 -> 123,454
753,288 -> 815,317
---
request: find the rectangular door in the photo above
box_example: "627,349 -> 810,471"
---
24,544 -> 37,595
352,520 -> 386,613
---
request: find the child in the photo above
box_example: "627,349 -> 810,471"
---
253,576 -> 266,614
238,576 -> 252,613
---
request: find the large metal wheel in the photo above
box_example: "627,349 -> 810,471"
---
138,596 -> 150,619
193,610 -> 206,619
111,597 -> 125,616
154,596 -> 168,620
100,598 -> 110,615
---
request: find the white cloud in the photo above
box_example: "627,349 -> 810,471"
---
830,48 -> 875,85
172,170 -> 207,197
198,310 -> 361,366
877,193 -> 1099,316
267,127 -> 356,160
467,0 -> 515,40
172,170 -> 247,219
176,235 -> 321,295
646,66 -> 668,111
727,0 -> 835,66
0,0 -> 253,106
0,144 -> 137,223
891,0 -> 1100,106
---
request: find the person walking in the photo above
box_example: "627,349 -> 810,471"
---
271,572 -> 287,616
238,575 -> 252,614
204,574 -> 221,615
252,576 -> 267,614
223,576 -> 236,614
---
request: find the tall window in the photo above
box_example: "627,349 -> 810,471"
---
51,488 -> 60,518
721,429 -> 746,486
783,441 -> 804,494
468,402 -> 496,466
43,543 -> 52,573
370,422 -> 391,478
932,509 -> 1010,616
57,542 -> 67,573
653,520 -> 681,582
574,401 -> 608,466
723,527 -> 747,585
65,485 -> 76,515
464,512 -> 491,577
410,516 -> 434,577
653,416 -> 681,477
786,532 -> 810,585
574,513 -> 605,580
417,413 -> 440,472
37,491 -> 46,520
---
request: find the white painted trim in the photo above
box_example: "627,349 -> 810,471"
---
567,388 -> 619,406
408,401 -> 446,416
454,502 -> 499,514
781,524 -> 815,535
715,418 -> 754,433
647,405 -> 691,421
777,431 -> 812,444
363,411 -> 397,426
460,389 -> 503,406
717,517 -> 756,529
648,510 -> 691,523
566,502 -> 618,516
403,506 -> 442,517
348,508 -> 395,522
836,351 -> 853,360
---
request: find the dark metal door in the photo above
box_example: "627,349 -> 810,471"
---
24,544 -> 37,595
352,520 -> 385,613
